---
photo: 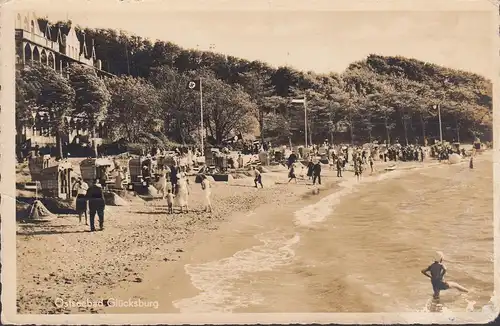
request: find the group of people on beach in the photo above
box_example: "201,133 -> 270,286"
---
144,166 -> 214,215
283,144 -> 376,184
71,169 -> 213,232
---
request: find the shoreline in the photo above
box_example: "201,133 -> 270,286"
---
93,159 -> 450,314
16,156 -> 479,314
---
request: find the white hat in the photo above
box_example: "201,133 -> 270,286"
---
434,251 -> 444,262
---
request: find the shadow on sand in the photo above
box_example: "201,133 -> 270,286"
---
17,229 -> 91,236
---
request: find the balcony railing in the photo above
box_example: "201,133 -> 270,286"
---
16,29 -> 59,52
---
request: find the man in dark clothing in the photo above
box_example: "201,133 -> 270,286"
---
85,179 -> 106,232
170,163 -> 179,194
312,161 -> 322,185
141,164 -> 151,185
287,152 -> 297,169
336,158 -> 343,177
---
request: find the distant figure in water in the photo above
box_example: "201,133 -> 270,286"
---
421,252 -> 469,299
469,156 -> 474,169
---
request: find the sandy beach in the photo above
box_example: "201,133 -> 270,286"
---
16,163 -> 336,314
15,158 -> 450,314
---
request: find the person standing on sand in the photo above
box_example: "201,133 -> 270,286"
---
200,174 -> 213,213
165,189 -> 175,214
252,166 -> 263,188
287,151 -> 297,169
73,177 -> 89,224
170,163 -> 179,194
312,161 -> 322,185
368,156 -> 374,174
421,252 -> 469,299
176,173 -> 190,213
85,179 -> 106,232
354,163 -> 361,181
336,158 -> 343,178
306,160 -> 314,180
288,164 -> 297,183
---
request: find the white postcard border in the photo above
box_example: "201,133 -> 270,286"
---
1,0 -> 499,324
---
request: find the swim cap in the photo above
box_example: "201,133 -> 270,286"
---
434,251 -> 444,262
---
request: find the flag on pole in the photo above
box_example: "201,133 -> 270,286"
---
187,79 -> 201,91
291,98 -> 305,104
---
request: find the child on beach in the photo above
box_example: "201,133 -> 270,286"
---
253,166 -> 263,188
165,189 -> 175,214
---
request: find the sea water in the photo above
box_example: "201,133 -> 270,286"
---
173,154 -> 494,314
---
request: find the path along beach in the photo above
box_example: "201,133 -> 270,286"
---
16,153 -> 493,314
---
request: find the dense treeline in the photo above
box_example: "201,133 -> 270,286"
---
17,21 -> 493,157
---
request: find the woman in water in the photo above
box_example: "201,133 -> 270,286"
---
421,252 -> 469,299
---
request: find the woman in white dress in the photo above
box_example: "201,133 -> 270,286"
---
176,173 -> 190,213
200,174 -> 212,213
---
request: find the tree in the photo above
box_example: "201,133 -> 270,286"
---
19,63 -> 75,159
66,63 -> 111,137
149,65 -> 200,144
16,70 -> 38,135
104,75 -> 161,142
373,83 -> 397,145
37,16 -> 493,145
200,77 -> 258,144
238,71 -> 275,141
151,41 -> 182,68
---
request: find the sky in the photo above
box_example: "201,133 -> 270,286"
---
9,0 -> 498,79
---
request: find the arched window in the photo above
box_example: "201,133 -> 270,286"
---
48,52 -> 55,69
41,49 -> 47,65
24,43 -> 32,62
32,46 -> 40,62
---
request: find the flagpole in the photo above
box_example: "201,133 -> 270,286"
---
200,78 -> 204,156
304,97 -> 308,148
438,103 -> 443,143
